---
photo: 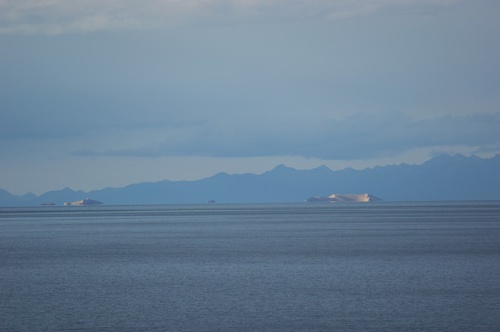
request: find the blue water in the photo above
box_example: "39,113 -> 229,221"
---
1,202 -> 499,331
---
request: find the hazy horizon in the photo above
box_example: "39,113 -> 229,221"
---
2,153 -> 498,197
1,1 -> 499,195
1,152 -> 440,196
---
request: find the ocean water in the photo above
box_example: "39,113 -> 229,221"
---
1,202 -> 499,331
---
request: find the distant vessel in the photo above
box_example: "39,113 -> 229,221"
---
306,193 -> 381,203
64,198 -> 103,206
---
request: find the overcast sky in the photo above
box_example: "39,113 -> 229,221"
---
1,0 -> 499,195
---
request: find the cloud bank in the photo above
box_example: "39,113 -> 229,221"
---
74,111 -> 500,160
0,0 -> 462,35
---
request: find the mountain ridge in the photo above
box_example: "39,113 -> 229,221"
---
1,154 -> 499,206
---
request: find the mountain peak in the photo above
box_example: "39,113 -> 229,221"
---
424,153 -> 467,166
311,165 -> 333,173
268,164 -> 297,173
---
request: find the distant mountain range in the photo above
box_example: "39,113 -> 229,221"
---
1,154 -> 499,206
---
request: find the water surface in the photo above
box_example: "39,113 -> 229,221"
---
1,202 -> 499,331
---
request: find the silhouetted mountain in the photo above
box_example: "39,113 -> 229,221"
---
37,187 -> 87,205
1,154 -> 499,206
0,188 -> 37,206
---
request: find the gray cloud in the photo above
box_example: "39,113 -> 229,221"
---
74,111 -> 500,160
0,0 -> 463,35
3,8 -> 498,145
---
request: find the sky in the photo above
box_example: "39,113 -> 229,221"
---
1,0 -> 499,195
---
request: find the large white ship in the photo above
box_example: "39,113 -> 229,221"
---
306,193 -> 381,203
64,198 -> 103,206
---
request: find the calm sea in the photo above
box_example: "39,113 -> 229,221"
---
1,202 -> 499,331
